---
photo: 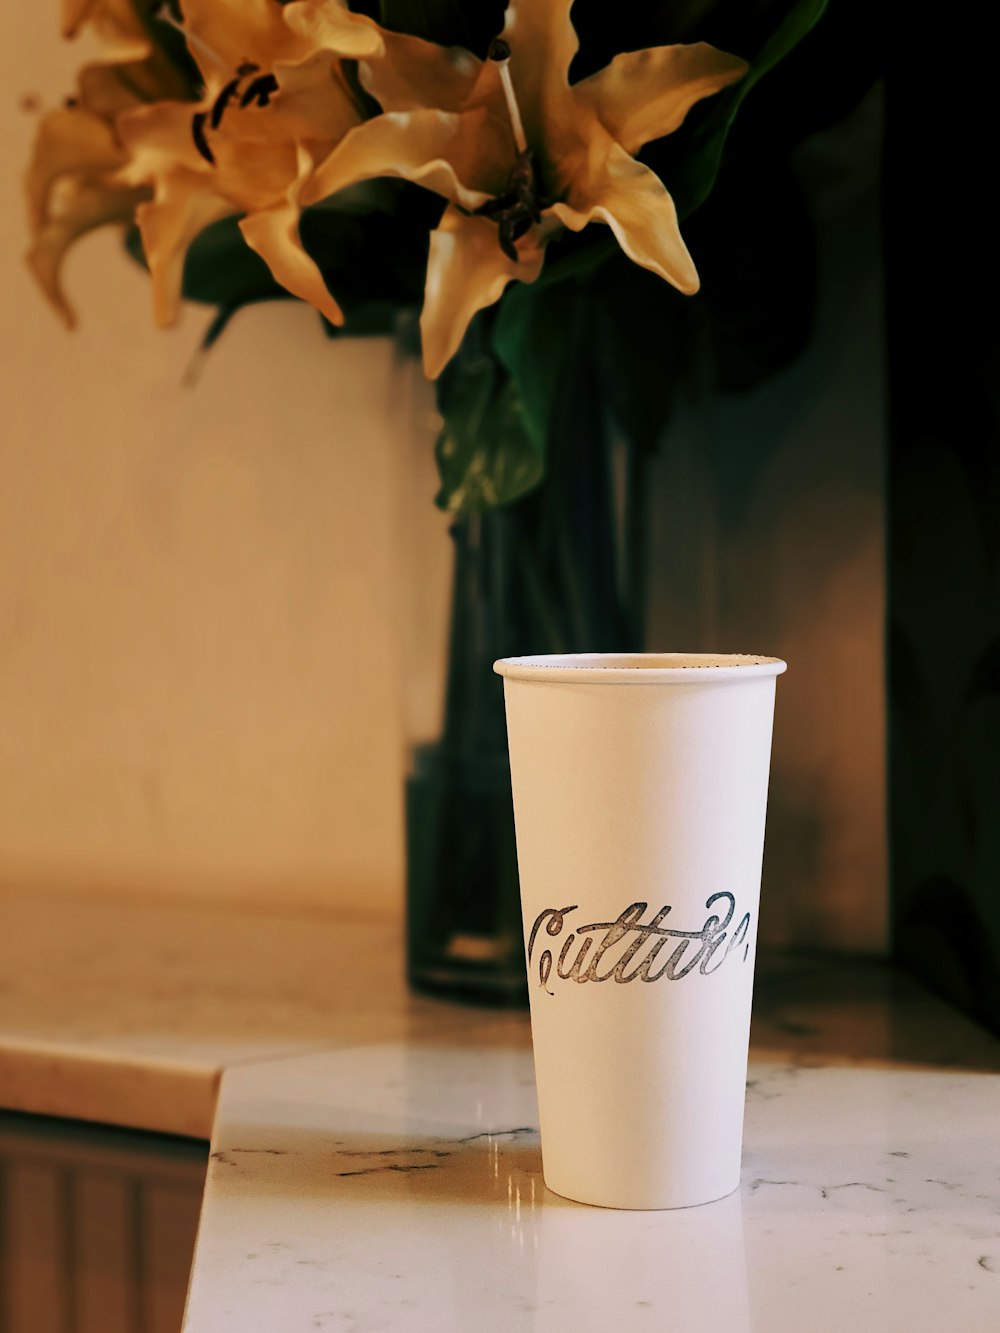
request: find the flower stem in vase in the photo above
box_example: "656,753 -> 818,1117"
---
406,334 -> 646,1004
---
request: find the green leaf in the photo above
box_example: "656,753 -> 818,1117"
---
530,233 -> 614,292
124,216 -> 290,309
181,216 -> 288,307
434,352 -> 543,512
492,277 -> 580,453
662,0 -> 829,218
590,257 -> 695,452
126,194 -> 429,341
124,225 -> 145,271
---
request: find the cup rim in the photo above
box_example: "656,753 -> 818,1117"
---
493,653 -> 787,684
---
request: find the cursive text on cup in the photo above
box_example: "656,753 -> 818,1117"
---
526,894 -> 751,994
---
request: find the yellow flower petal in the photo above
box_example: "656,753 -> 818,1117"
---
266,52 -> 361,144
116,47 -> 359,329
117,98 -> 211,178
62,0 -> 148,39
54,1 -> 192,111
119,97 -> 299,202
551,142 -> 699,294
502,0 -> 578,147
576,43 -> 748,155
503,0 -> 578,97
76,61 -> 159,119
239,146 -> 344,327
304,108 -> 506,211
86,4 -> 152,57
282,0 -> 384,61
27,178 -> 148,326
421,206 -> 546,379
25,105 -> 127,228
61,0 -> 98,38
359,31 -> 480,114
178,0 -> 309,74
134,174 -> 233,325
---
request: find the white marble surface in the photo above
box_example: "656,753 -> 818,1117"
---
183,975 -> 1000,1333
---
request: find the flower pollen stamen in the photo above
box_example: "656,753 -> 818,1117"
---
488,37 -> 528,156
155,3 -> 228,70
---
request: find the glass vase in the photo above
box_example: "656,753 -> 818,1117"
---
396,332 -> 649,1005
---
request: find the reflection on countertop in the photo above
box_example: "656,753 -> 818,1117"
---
0,1114 -> 206,1333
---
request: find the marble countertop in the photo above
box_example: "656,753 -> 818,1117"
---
183,961 -> 1000,1333
188,1051 -> 1000,1333
3,890 -> 999,1330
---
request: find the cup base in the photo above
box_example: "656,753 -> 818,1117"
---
542,1174 -> 742,1212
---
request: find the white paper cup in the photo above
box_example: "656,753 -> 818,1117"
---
494,653 -> 786,1210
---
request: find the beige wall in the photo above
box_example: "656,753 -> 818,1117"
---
1,9 -> 415,914
2,10 -> 886,950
